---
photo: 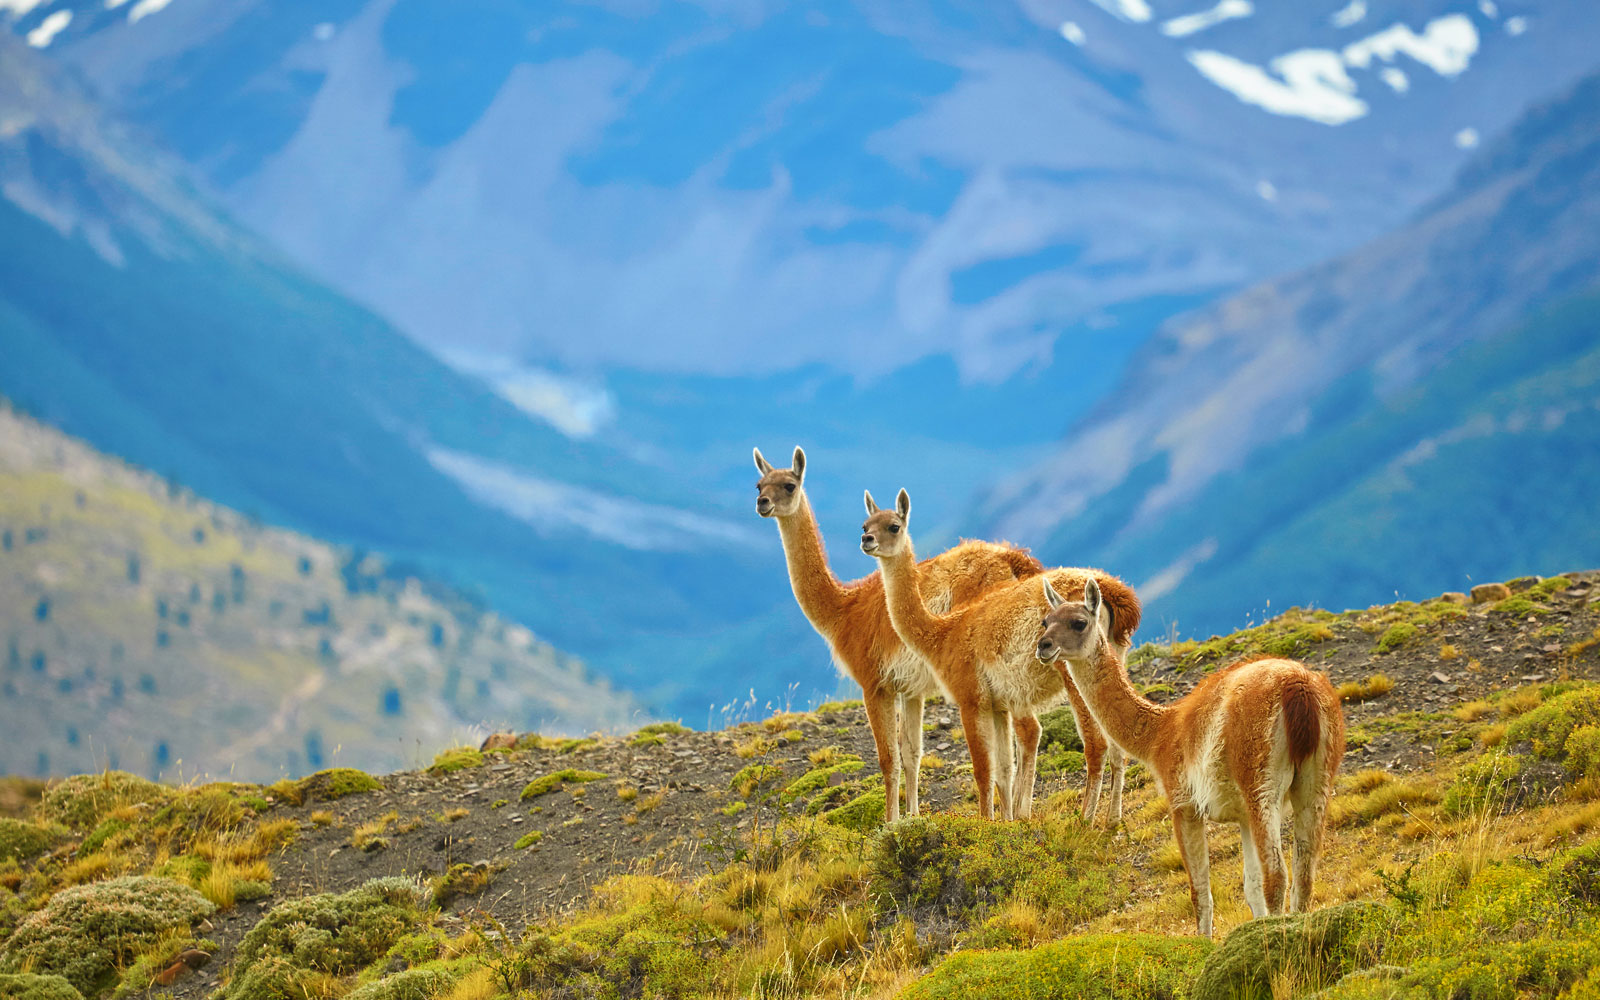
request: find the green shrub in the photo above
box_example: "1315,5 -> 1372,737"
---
431,863 -> 500,909
1443,750 -> 1529,816
1191,902 -> 1388,1000
824,791 -> 885,833
728,764 -> 785,800
0,973 -> 85,1000
1038,706 -> 1084,752
296,768 -> 382,802
520,769 -> 607,800
0,876 -> 214,995
343,967 -> 457,1000
1376,623 -> 1418,653
217,878 -> 424,1000
38,772 -> 170,830
0,818 -> 60,861
427,747 -> 484,774
900,933 -> 1212,999
871,814 -> 1119,927
1506,685 -> 1600,759
514,831 -> 543,849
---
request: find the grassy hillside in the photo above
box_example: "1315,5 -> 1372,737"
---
2,572 -> 1599,998
0,402 -> 637,782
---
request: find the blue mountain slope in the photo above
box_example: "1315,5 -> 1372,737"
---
983,71 -> 1600,639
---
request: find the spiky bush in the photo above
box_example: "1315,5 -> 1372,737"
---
0,876 -> 214,995
343,967 -> 458,1000
0,973 -> 85,1000
0,818 -> 61,862
217,878 -> 425,1000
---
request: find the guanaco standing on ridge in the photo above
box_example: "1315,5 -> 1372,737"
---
1037,575 -> 1345,936
859,488 -> 1138,822
753,447 -> 1045,823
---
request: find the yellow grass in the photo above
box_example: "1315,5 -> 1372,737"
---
1439,643 -> 1461,660
350,811 -> 397,850
1337,673 -> 1395,703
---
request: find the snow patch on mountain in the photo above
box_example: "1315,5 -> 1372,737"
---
127,0 -> 175,24
1161,0 -> 1253,38
24,7 -> 66,46
444,353 -> 616,440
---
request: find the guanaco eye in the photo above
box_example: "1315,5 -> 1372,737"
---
887,524 -> 900,533
1071,619 -> 1088,631
784,483 -> 795,492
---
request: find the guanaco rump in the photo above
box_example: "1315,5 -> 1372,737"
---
1038,576 -> 1345,936
753,447 -> 1044,822
859,488 -> 1139,822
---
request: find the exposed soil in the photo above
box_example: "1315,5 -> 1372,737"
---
144,571 -> 1600,998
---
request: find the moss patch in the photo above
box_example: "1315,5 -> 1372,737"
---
38,772 -> 170,831
0,973 -> 85,1000
0,818 -> 61,862
780,758 -> 864,804
426,747 -> 484,774
520,770 -> 607,800
1191,901 -> 1388,1000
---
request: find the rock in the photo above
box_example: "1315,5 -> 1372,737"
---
1543,644 -> 1563,654
1429,672 -> 1451,684
195,918 -> 214,935
1506,576 -> 1542,593
154,962 -> 190,986
1521,674 -> 1546,682
1439,591 -> 1470,604
826,772 -> 848,787
1471,583 -> 1512,603
479,733 -> 517,751
178,949 -> 212,969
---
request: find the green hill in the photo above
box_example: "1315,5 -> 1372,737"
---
2,571 -> 1598,998
0,402 -> 638,781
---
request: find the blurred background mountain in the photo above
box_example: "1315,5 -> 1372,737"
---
2,0 -> 1597,778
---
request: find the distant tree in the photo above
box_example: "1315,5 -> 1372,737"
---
2,529 -> 11,550
156,599 -> 168,620
75,491 -> 86,509
192,527 -> 205,544
110,676 -> 125,703
127,553 -> 141,584
138,673 -> 156,694
30,651 -> 45,673
298,556 -> 313,576
155,629 -> 169,648
34,598 -> 48,622
66,727 -> 79,746
381,686 -> 403,717
429,622 -> 446,648
175,610 -> 190,628
230,563 -> 246,603
188,583 -> 201,603
6,638 -> 19,672
56,677 -> 71,694
212,590 -> 226,614
155,742 -> 170,768
303,602 -> 332,626
304,731 -> 325,770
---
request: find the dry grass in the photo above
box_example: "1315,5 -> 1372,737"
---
808,746 -> 847,767
761,712 -> 809,734
635,792 -> 665,815
1540,801 -> 1600,845
617,785 -> 639,802
1337,673 -> 1395,703
309,810 -> 335,827
441,808 -> 469,823
734,734 -> 777,759
920,754 -> 947,771
1498,688 -> 1544,718
199,858 -> 273,909
1480,724 -> 1507,748
350,811 -> 397,851
444,967 -> 499,1000
1453,700 -> 1494,722
1439,643 -> 1461,660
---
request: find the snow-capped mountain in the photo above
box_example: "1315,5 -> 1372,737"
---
6,0 -> 1596,383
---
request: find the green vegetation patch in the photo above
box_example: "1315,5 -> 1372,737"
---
426,747 -> 484,774
781,758 -> 865,804
630,721 -> 689,747
1192,901 -> 1388,1000
38,772 -> 170,831
1443,749 -> 1532,817
824,791 -> 886,833
1375,622 -> 1419,653
729,764 -> 786,800
871,813 -> 1121,928
901,933 -> 1213,1000
1492,595 -> 1544,617
520,769 -> 607,800
272,768 -> 382,805
216,878 -> 425,1000
514,831 -> 543,850
0,973 -> 85,1000
432,863 -> 502,909
343,967 -> 458,1000
0,818 -> 62,861
0,875 -> 214,995
1039,706 -> 1085,752
815,699 -> 863,714
1158,607 -> 1341,671
1506,683 -> 1600,763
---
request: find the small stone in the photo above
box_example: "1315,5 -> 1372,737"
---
1429,672 -> 1451,684
1543,644 -> 1563,654
1471,583 -> 1512,603
1505,576 -> 1542,593
826,772 -> 848,787
195,918 -> 214,935
1521,674 -> 1546,682
179,949 -> 212,969
480,732 -> 517,751
936,742 -> 952,751
1438,591 -> 1470,605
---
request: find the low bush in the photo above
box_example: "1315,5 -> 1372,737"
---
0,973 -> 84,1000
0,818 -> 61,861
900,933 -> 1212,1000
1191,901 -> 1388,999
38,773 -> 169,831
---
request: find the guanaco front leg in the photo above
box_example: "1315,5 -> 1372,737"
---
863,686 -> 901,823
1105,744 -> 1126,826
1171,803 -> 1214,937
959,699 -> 996,819
1010,713 -> 1042,819
989,709 -> 1016,821
898,692 -> 925,818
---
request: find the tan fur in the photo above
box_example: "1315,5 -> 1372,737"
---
1039,578 -> 1346,936
753,448 -> 1043,823
860,488 -> 1133,823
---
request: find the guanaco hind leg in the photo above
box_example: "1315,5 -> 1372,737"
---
897,692 -> 925,818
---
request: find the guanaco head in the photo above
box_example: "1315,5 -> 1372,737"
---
753,446 -> 806,518
1037,575 -> 1107,665
859,488 -> 911,559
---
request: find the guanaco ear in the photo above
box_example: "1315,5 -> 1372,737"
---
895,488 -> 911,522
1041,576 -> 1065,610
864,490 -> 880,515
791,447 -> 806,483
1083,577 -> 1102,617
753,447 -> 774,476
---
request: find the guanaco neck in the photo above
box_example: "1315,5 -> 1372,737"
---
876,537 -> 945,659
774,491 -> 849,633
1073,638 -> 1167,764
